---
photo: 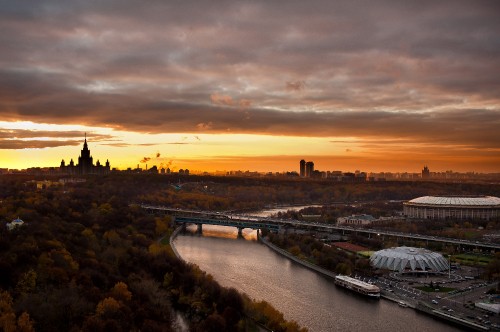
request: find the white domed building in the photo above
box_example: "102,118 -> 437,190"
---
403,195 -> 500,220
370,246 -> 449,273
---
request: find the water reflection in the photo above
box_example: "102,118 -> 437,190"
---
175,226 -> 461,332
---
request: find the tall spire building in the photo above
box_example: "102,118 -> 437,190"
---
60,135 -> 110,175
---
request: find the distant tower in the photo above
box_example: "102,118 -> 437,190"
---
422,166 -> 430,179
59,134 -> 110,175
305,161 -> 314,178
300,159 -> 306,177
78,133 -> 94,174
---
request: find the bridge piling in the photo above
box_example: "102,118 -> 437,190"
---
237,227 -> 243,238
197,224 -> 202,234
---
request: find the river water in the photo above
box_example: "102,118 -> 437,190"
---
173,209 -> 462,332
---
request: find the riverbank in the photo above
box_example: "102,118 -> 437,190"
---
169,226 -> 184,261
169,228 -> 303,332
258,233 -> 336,279
259,233 -> 492,331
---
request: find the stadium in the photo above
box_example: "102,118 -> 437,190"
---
403,195 -> 500,220
370,246 -> 449,273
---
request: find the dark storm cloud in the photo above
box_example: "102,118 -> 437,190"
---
0,129 -> 112,140
0,0 -> 499,150
0,129 -> 114,149
0,139 -> 81,150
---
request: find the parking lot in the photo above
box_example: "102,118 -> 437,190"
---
374,272 -> 499,330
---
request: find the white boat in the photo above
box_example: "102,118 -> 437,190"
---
334,275 -> 380,298
398,301 -> 408,307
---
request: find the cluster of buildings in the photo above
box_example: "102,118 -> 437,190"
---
1,144 -> 498,182
299,160 -> 315,177
337,214 -> 404,225
122,165 -> 189,175
299,159 -> 368,181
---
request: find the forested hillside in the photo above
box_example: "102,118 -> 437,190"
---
0,175 -> 306,331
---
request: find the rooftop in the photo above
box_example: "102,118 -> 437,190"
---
407,196 -> 500,206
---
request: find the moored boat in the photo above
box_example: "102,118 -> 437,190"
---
334,275 -> 380,298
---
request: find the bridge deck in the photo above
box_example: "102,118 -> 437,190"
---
174,216 -> 280,231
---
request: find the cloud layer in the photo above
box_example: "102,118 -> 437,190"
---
0,1 -> 499,157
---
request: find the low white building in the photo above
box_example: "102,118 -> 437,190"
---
6,218 -> 24,231
337,214 -> 376,225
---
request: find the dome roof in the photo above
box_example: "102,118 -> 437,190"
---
407,196 -> 500,207
370,246 -> 449,272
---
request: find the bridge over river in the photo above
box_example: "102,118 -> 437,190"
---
173,215 -> 280,236
140,204 -> 500,251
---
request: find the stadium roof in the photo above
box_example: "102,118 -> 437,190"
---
370,246 -> 449,272
407,196 -> 500,206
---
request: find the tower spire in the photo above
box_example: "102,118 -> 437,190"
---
83,132 -> 88,148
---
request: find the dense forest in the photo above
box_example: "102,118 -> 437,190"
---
137,174 -> 500,209
1,173 -> 498,331
0,174 -> 307,331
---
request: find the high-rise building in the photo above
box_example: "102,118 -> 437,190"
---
60,135 -> 110,175
305,161 -> 314,177
300,159 -> 306,177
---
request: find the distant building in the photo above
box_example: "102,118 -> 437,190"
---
404,195 -> 500,220
60,135 -> 110,175
36,180 -> 62,190
6,217 -> 24,231
422,166 -> 430,179
299,159 -> 306,177
305,161 -> 314,177
337,214 -> 376,225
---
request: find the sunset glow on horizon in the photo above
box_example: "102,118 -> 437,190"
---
1,1 -> 499,173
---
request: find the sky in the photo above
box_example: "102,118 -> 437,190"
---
0,0 -> 499,173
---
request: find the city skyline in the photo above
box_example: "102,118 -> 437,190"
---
5,138 -> 499,181
1,1 -> 499,173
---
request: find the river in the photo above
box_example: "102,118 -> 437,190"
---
173,208 -> 462,332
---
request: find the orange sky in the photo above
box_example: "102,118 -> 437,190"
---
0,2 -> 499,173
1,122 -> 498,173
